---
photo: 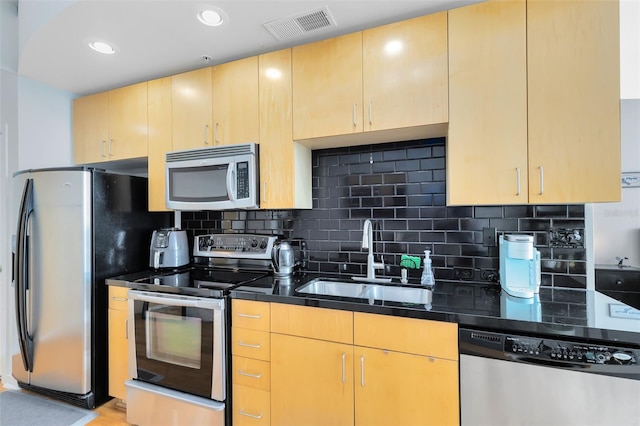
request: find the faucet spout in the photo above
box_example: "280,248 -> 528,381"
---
361,219 -> 384,280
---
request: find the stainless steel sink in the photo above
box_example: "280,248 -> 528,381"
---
296,279 -> 432,305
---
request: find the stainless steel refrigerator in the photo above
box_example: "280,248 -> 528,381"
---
11,167 -> 171,408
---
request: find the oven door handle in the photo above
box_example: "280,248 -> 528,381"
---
129,291 -> 224,310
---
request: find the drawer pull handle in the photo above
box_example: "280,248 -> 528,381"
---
538,166 -> 544,195
239,409 -> 263,419
342,352 -> 347,383
515,168 -> 521,196
360,355 -> 365,387
238,370 -> 262,379
111,297 -> 127,302
237,313 -> 261,319
238,341 -> 261,349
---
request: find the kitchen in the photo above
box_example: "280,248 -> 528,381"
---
1,0 -> 640,425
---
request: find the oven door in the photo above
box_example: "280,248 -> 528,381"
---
127,290 -> 226,401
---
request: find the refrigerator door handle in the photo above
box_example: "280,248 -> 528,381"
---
14,178 -> 34,372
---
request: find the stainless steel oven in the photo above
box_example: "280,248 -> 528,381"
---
126,290 -> 226,425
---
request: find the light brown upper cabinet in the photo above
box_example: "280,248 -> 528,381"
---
292,32 -> 363,140
73,82 -> 148,164
448,0 -> 620,205
259,49 -> 312,209
447,0 -> 528,205
171,67 -> 213,151
147,77 -> 172,212
363,12 -> 448,132
527,0 -> 620,203
292,13 -> 448,146
212,56 -> 260,145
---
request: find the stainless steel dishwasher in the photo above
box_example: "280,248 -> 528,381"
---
459,328 -> 640,426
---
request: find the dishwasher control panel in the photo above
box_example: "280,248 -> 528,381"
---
460,329 -> 640,379
505,336 -> 638,365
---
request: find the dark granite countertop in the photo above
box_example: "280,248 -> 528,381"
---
106,269 -> 640,347
230,272 -> 640,347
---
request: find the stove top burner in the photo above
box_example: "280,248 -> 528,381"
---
133,265 -> 270,297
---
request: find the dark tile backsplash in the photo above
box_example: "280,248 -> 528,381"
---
182,138 -> 587,289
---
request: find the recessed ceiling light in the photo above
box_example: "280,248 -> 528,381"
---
87,40 -> 116,54
197,9 -> 224,26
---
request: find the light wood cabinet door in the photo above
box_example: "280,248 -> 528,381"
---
259,49 -> 312,209
147,77 -> 172,211
447,0 -> 528,205
108,286 -> 128,400
363,12 -> 448,132
107,81 -> 148,160
172,67 -> 213,151
212,56 -> 259,145
271,333 -> 354,426
527,0 -> 620,203
292,32 -> 363,140
73,92 -> 108,164
354,346 -> 459,426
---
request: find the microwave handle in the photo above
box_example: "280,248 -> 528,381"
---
227,163 -> 236,201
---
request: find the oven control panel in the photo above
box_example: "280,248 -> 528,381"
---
193,233 -> 278,260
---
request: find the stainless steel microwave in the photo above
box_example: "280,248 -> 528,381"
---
165,143 -> 259,210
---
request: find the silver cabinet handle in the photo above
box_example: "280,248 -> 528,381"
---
360,355 -> 365,386
214,123 -> 220,144
111,297 -> 127,302
538,166 -> 544,195
239,409 -> 263,419
238,370 -> 262,379
237,313 -> 261,319
353,103 -> 357,127
100,140 -> 106,157
342,352 -> 347,383
368,100 -> 373,125
516,168 -> 521,196
108,139 -> 113,156
125,319 -> 128,340
203,124 -> 209,145
238,341 -> 261,349
263,182 -> 267,204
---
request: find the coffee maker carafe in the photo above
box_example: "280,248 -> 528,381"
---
499,234 -> 541,298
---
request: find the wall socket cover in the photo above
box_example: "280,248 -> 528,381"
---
483,227 -> 497,247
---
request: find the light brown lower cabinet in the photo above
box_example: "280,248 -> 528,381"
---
107,286 -> 129,400
264,303 -> 459,426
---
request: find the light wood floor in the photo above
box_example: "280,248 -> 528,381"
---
0,379 -> 129,425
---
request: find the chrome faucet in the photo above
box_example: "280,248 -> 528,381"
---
362,219 -> 385,280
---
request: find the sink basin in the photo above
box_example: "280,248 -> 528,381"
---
296,279 -> 432,305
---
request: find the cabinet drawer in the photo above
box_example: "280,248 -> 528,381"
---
271,303 -> 353,344
232,327 -> 270,361
233,385 -> 270,426
354,312 -> 458,361
108,286 -> 129,311
232,356 -> 270,391
232,300 -> 270,331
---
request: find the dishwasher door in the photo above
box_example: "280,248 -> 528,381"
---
459,329 -> 640,426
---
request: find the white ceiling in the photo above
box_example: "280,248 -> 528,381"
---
16,0 -> 479,96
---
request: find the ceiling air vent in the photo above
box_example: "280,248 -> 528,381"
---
264,6 -> 337,41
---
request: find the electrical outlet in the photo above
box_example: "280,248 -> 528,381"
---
453,267 -> 474,280
483,227 -> 497,247
481,269 -> 499,282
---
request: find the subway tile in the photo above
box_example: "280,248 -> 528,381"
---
474,206 -> 504,218
408,195 -> 431,206
384,173 -> 406,184
535,205 -> 568,218
504,205 -> 534,218
420,158 -> 446,170
372,161 -> 396,173
384,196 -> 408,207
372,185 -> 395,196
519,219 -> 551,231
362,174 -> 383,185
396,184 -> 422,195
488,218 -> 519,231
362,197 -> 383,207
447,206 -> 474,218
459,218 -> 489,231
350,163 -> 373,174
568,205 -> 585,217
396,159 -> 421,172
446,231 -> 475,244
421,207 -> 447,218
383,149 -> 407,161
407,219 -> 433,230
397,208 -> 421,219
407,170 -> 432,183
372,209 -> 395,219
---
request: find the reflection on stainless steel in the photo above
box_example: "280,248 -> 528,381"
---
296,279 -> 432,305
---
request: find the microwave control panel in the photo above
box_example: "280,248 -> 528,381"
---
236,162 -> 250,199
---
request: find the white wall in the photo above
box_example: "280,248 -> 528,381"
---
620,0 -> 640,99
0,0 -> 20,388
17,76 -> 74,169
